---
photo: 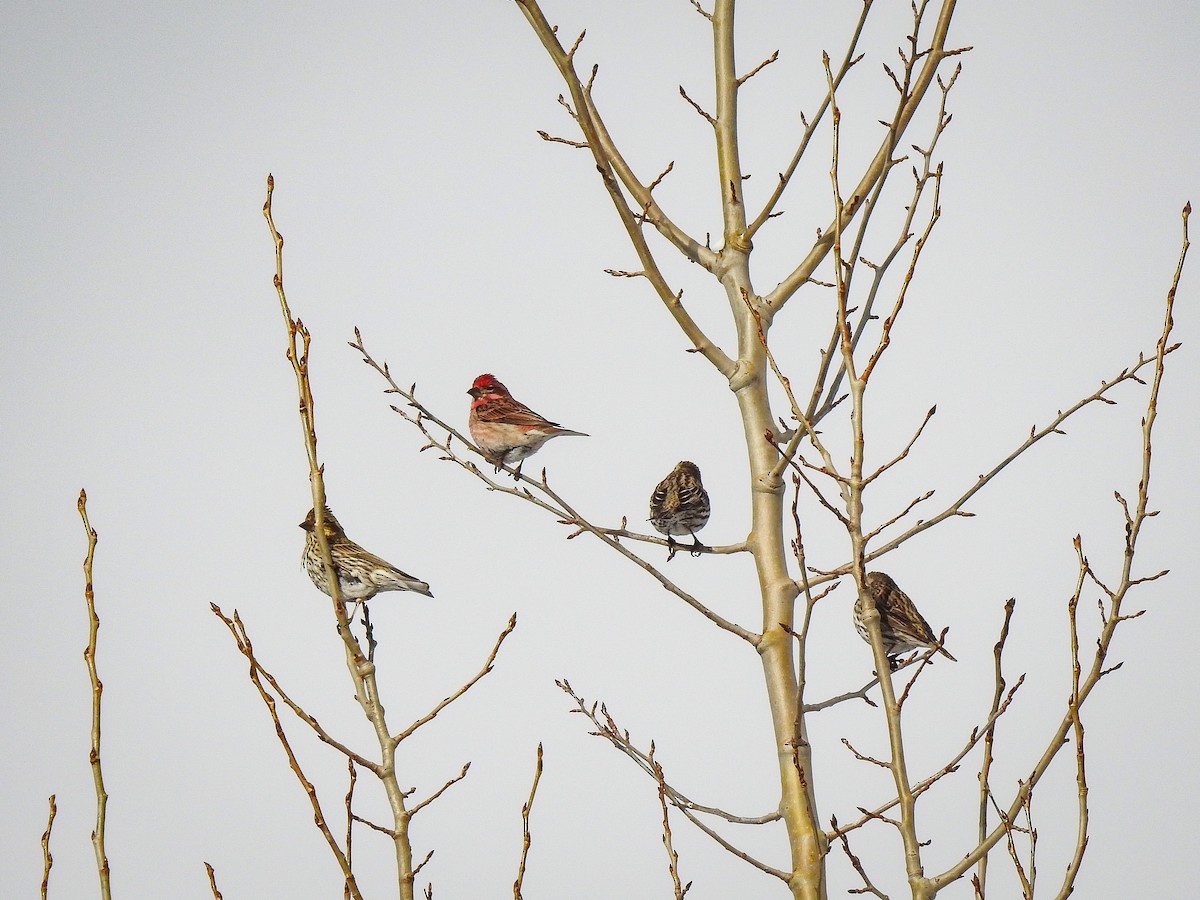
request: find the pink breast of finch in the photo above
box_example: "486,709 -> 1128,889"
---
466,373 -> 587,471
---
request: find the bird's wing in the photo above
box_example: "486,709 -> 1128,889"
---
650,480 -> 672,509
334,542 -> 422,584
880,584 -> 938,643
365,552 -> 423,584
475,395 -> 560,428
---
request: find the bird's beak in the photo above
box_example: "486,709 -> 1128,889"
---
467,387 -> 481,398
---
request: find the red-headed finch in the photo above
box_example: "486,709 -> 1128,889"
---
301,507 -> 433,603
467,373 -> 587,475
649,460 -> 711,560
854,571 -> 955,666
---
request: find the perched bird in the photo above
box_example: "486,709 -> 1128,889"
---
467,373 -> 587,475
300,507 -> 433,607
854,571 -> 955,667
649,460 -> 711,560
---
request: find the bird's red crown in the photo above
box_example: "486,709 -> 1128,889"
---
471,373 -> 506,391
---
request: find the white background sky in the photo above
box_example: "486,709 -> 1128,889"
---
3,2 -> 1198,898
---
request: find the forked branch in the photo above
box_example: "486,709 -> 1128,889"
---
767,0 -> 968,309
558,680 -> 786,880
930,201 -> 1190,892
211,605 -> 363,900
394,614 -> 518,744
263,175 -> 417,899
513,0 -> 732,372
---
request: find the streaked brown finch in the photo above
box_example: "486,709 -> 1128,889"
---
854,571 -> 955,667
301,507 -> 433,603
649,460 -> 711,560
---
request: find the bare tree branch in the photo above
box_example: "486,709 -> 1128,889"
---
77,490 -> 111,900
263,176 -> 419,898
203,862 -> 224,900
745,0 -> 873,241
829,673 -> 1025,842
678,84 -> 717,126
767,0 -> 966,310
833,818 -> 890,899
807,63 -> 958,425
930,201 -> 1190,892
394,615 -> 518,744
650,744 -> 692,899
40,795 -> 56,900
410,763 -> 471,817
513,0 -> 732,371
211,605 -> 363,900
344,760 -> 357,896
975,598 -> 1016,895
1056,540 -> 1091,898
513,743 -> 543,900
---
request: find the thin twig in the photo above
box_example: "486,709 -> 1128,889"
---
411,764 -> 472,817
344,759 -> 357,898
829,672 -> 1025,841
264,176 -> 419,899
975,598 -> 1016,895
650,744 -> 691,899
350,813 -> 397,838
833,817 -> 890,899
930,201 -> 1191,891
514,743 -> 543,900
211,605 -> 364,900
77,490 -> 111,900
841,737 -> 890,769
803,678 -> 879,712
40,795 -> 56,900
745,0 -> 874,241
1056,541 -> 1090,898
737,50 -> 779,86
513,0 -> 732,371
895,634 -> 948,708
394,615 -> 518,744
413,849 -> 435,878
559,680 -> 778,824
537,129 -> 588,149
767,0 -> 966,309
203,862 -> 224,900
863,489 -> 935,543
863,408 -> 938,485
558,681 -> 786,879
678,84 -> 717,126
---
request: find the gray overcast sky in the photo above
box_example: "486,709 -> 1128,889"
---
3,2 -> 1198,897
